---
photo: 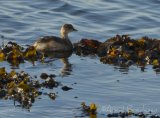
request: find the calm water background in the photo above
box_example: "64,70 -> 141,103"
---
0,0 -> 160,118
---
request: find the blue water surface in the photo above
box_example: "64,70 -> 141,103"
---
0,0 -> 160,118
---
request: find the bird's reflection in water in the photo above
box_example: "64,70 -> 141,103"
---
60,58 -> 72,76
43,51 -> 72,76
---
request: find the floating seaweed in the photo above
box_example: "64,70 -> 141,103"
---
61,86 -> 73,91
0,42 -> 24,66
42,77 -> 59,89
23,46 -> 37,61
74,35 -> 160,71
0,42 -> 41,66
48,93 -> 56,100
0,67 -> 59,109
81,102 -> 97,114
0,68 -> 40,109
2,35 -> 160,71
1,35 -> 160,111
74,39 -> 102,56
106,111 -> 160,118
78,103 -> 160,118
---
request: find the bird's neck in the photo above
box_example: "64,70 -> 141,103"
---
60,30 -> 69,39
60,29 -> 73,49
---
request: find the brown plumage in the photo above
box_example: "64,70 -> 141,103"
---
33,24 -> 77,52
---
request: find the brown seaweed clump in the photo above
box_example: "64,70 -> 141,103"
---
0,42 -> 39,66
74,35 -> 160,70
78,103 -> 160,118
0,67 -> 41,109
107,110 -> 160,118
98,35 -> 160,68
0,67 -> 58,109
74,39 -> 102,56
81,102 -> 97,114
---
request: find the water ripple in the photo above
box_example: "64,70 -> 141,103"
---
0,0 -> 160,117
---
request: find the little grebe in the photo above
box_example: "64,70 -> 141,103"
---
33,24 -> 77,52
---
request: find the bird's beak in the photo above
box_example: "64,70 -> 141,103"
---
73,28 -> 78,31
